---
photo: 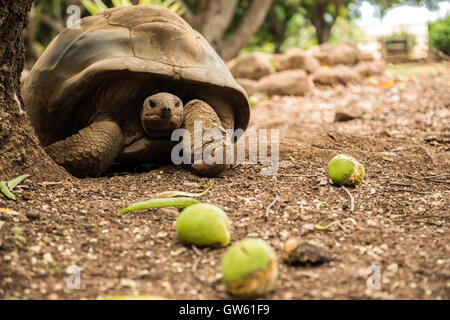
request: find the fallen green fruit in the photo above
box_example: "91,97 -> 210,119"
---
221,238 -> 277,298
327,154 -> 365,186
176,203 -> 230,247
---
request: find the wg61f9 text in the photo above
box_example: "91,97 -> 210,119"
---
223,304 -> 270,315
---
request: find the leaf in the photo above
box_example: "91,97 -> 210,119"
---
120,197 -> 200,214
314,221 -> 338,231
94,0 -> 108,10
7,174 -> 30,190
156,183 -> 214,198
0,208 -> 20,215
81,0 -> 103,14
378,80 -> 395,88
0,181 -> 16,200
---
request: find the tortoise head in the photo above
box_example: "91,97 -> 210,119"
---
141,92 -> 184,137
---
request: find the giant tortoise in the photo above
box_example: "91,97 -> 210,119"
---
22,5 -> 250,177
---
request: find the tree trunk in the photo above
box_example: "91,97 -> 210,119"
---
197,0 -> 239,48
217,0 -> 275,60
268,11 -> 288,54
0,0 -> 66,181
181,0 -> 239,49
312,7 -> 332,44
315,21 -> 332,44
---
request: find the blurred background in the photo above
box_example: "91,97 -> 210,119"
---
23,0 -> 449,75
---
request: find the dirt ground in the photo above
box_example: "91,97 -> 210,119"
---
1,63 -> 449,300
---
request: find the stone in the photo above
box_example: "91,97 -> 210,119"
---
274,49 -> 320,74
229,52 -> 275,80
312,65 -> 361,86
258,69 -> 311,96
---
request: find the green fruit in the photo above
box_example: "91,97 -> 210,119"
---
176,203 -> 230,247
328,154 -> 365,186
221,238 -> 278,298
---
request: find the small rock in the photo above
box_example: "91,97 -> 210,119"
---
258,69 -> 311,96
280,230 -> 289,241
274,49 -> 320,74
282,239 -> 331,265
43,253 -> 54,264
229,52 -> 275,80
26,211 -> 41,220
312,65 -> 361,86
335,111 -> 357,122
311,42 -> 361,66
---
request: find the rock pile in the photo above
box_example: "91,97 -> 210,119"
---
230,43 -> 385,97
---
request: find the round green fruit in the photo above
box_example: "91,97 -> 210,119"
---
327,154 -> 365,186
176,203 -> 230,247
221,238 -> 278,298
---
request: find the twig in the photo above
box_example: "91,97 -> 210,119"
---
426,179 -> 450,185
191,245 -> 203,257
419,146 -> 435,165
264,192 -> 279,220
341,186 -> 355,212
405,174 -> 422,181
427,173 -> 450,178
312,144 -> 338,150
336,221 -> 348,232
389,182 -> 414,187
405,174 -> 450,184
41,14 -> 64,33
387,188 -> 428,195
38,181 -> 64,186
275,174 -> 318,178
191,257 -> 203,283
191,256 -> 221,287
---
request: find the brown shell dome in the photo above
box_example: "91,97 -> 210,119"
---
22,5 -> 249,146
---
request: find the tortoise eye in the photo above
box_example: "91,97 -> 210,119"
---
149,100 -> 156,108
175,101 -> 180,108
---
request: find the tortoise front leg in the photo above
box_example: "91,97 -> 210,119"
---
183,100 -> 230,177
45,120 -> 123,177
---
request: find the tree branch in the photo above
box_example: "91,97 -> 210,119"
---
41,13 -> 64,33
218,0 -> 274,60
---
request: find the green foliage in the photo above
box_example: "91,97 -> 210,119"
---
81,0 -> 185,15
429,15 -> 450,55
279,14 -> 318,51
367,0 -> 443,16
242,0 -> 444,55
329,17 -> 365,44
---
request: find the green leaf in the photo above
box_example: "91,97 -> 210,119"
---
314,221 -> 338,231
120,197 -> 200,214
0,181 -> 16,200
94,0 -> 108,11
81,0 -> 103,14
7,174 -> 30,190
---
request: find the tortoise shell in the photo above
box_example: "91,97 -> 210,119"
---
22,5 -> 249,146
